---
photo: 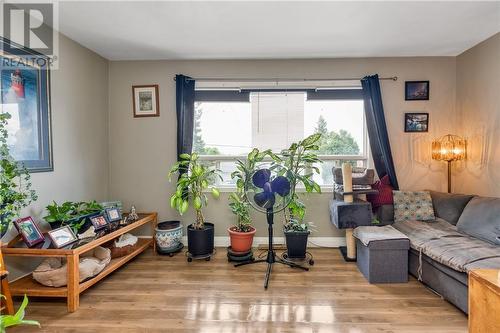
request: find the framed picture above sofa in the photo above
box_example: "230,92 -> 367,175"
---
0,37 -> 53,172
404,113 -> 429,132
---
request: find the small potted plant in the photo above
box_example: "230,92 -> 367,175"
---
279,133 -> 322,259
0,113 -> 38,238
227,149 -> 277,252
44,201 -> 103,233
169,153 -> 220,258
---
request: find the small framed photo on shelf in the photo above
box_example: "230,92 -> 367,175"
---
405,113 -> 429,132
14,217 -> 45,247
405,81 -> 429,100
105,207 -> 122,223
89,214 -> 109,231
132,84 -> 159,117
48,226 -> 78,249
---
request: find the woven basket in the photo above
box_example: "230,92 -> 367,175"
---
110,244 -> 137,258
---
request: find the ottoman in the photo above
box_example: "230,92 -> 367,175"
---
353,225 -> 410,283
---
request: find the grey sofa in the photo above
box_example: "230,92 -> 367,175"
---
377,191 -> 500,314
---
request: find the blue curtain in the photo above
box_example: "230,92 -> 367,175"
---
361,74 -> 399,190
175,74 -> 195,175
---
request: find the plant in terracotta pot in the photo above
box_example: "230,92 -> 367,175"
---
279,133 -> 322,259
169,153 -> 221,258
228,148 -> 279,252
0,113 -> 38,238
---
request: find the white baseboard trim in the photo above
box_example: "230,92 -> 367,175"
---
140,235 -> 345,248
174,236 -> 344,248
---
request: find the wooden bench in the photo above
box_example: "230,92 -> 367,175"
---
1,212 -> 157,312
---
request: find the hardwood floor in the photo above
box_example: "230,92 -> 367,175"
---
11,248 -> 467,333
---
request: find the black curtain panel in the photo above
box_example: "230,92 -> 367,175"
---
175,74 -> 195,175
361,74 -> 399,190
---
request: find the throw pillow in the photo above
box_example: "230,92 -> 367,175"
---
393,191 -> 435,223
456,197 -> 500,245
367,175 -> 394,211
428,190 -> 474,225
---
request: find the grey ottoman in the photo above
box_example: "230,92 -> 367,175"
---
353,226 -> 410,283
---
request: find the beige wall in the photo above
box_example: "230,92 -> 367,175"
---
4,34 -> 109,277
108,57 -> 457,237
455,33 -> 500,197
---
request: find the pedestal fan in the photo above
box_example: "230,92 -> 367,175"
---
234,166 -> 309,289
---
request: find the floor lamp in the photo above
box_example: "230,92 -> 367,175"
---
432,134 -> 467,193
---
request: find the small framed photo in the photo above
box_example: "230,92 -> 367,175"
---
405,81 -> 429,100
90,214 -> 109,231
105,207 -> 122,223
14,217 -> 45,247
405,113 -> 429,132
132,85 -> 160,117
48,226 -> 78,249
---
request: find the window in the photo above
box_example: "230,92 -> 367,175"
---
193,89 -> 367,188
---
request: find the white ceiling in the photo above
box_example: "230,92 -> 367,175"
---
57,1 -> 500,60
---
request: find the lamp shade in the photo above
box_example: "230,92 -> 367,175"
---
432,134 -> 467,162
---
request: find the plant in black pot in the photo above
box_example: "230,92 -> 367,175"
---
0,113 -> 38,238
279,133 -> 322,259
169,153 -> 221,259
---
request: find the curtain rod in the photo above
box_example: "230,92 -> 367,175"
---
173,76 -> 398,82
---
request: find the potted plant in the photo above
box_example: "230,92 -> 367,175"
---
44,201 -> 103,233
228,148 -> 277,252
279,133 -> 322,259
169,153 -> 221,257
0,113 -> 38,238
0,295 -> 40,332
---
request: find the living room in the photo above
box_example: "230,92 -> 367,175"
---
0,1 -> 499,332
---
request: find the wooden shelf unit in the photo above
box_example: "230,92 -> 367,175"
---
1,212 -> 158,312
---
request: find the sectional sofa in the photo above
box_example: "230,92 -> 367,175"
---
378,191 -> 500,313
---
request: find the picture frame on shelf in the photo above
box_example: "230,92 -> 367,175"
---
13,217 -> 45,247
104,207 -> 122,223
405,81 -> 429,100
89,214 -> 109,231
405,113 -> 429,133
48,226 -> 78,249
132,84 -> 159,117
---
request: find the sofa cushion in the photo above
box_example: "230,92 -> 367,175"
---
393,191 -> 435,223
456,197 -> 500,245
394,219 -> 500,272
428,191 -> 474,225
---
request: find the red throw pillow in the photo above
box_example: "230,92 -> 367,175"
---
367,175 -> 394,211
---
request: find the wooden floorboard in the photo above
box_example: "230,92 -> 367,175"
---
11,248 -> 467,333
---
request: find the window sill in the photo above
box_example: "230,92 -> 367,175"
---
204,186 -> 334,193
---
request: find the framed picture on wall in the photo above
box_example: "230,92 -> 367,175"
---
0,38 -> 53,172
405,81 -> 429,100
132,84 -> 159,117
405,113 -> 429,132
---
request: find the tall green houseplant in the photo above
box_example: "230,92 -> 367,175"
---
0,113 -> 37,237
229,148 -> 279,232
280,133 -> 322,231
169,153 -> 221,230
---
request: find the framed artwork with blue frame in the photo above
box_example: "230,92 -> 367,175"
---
0,37 -> 53,172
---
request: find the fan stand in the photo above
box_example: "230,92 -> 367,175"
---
235,208 -> 309,289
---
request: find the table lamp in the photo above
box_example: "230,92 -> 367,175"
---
432,134 -> 467,193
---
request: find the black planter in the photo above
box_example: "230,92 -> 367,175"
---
187,222 -> 214,256
48,220 -> 63,230
284,230 -> 310,259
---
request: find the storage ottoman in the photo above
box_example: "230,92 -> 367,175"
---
353,226 -> 410,283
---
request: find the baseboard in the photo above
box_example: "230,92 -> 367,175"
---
173,236 -> 345,248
